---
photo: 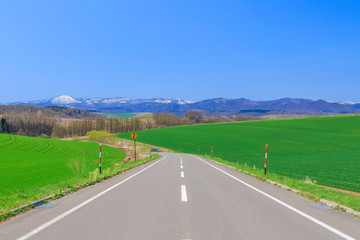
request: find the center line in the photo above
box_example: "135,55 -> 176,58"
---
181,185 -> 188,202
180,165 -> 183,169
181,171 -> 184,178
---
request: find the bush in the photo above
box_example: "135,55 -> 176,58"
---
86,130 -> 117,145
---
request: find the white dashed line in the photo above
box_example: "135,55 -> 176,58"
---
181,185 -> 188,202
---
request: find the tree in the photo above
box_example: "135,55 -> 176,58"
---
143,118 -> 154,129
153,113 -> 190,127
185,110 -> 203,123
0,118 -> 10,133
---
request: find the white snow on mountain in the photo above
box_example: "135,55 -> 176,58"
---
86,98 -> 102,103
153,98 -> 199,104
183,100 -> 198,104
9,95 -> 199,106
326,101 -> 359,105
103,98 -> 132,104
154,99 -> 173,104
50,95 -> 81,104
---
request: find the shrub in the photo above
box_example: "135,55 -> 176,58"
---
86,130 -> 117,145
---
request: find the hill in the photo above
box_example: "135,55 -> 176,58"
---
0,134 -> 125,213
118,114 -> 360,192
0,105 -> 94,119
10,95 -> 360,116
0,105 -> 100,137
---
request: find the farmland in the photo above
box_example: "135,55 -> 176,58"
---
101,112 -> 137,118
0,134 -> 125,213
118,115 -> 360,193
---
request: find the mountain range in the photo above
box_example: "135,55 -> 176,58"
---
9,95 -> 360,116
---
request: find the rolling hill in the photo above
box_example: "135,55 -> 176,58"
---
118,114 -> 360,192
0,134 -> 125,213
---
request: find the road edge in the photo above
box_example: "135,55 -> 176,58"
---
194,154 -> 360,219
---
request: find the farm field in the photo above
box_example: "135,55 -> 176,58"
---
97,112 -> 152,119
118,115 -> 360,193
102,112 -> 137,118
0,134 -> 125,213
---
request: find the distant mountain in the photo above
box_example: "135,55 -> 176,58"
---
10,95 -> 360,116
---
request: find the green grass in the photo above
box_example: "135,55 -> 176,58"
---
118,115 -> 360,193
206,154 -> 360,212
103,113 -> 137,118
0,134 -> 126,213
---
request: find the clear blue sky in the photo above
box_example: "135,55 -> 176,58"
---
1,0 -> 359,103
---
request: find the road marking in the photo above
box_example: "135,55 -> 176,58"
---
17,156 -> 167,240
181,185 -> 188,202
180,165 -> 183,169
194,156 -> 355,240
181,171 -> 184,178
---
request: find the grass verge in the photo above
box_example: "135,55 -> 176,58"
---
0,154 -> 160,222
200,154 -> 360,216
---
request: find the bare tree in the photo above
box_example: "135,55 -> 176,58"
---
185,110 -> 203,123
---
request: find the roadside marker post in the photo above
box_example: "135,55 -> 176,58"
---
131,132 -> 138,161
211,146 -> 213,158
198,145 -> 200,154
264,144 -> 268,175
99,143 -> 102,174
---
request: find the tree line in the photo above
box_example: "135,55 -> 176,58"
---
0,108 -> 259,138
0,105 -> 95,119
52,117 -> 143,138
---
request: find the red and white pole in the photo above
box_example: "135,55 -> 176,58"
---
99,143 -> 102,174
264,144 -> 268,175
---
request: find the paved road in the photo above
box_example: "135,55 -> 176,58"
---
1,153 -> 359,239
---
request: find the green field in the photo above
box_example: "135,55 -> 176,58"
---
0,134 -> 125,213
119,115 -> 360,193
103,113 -> 137,118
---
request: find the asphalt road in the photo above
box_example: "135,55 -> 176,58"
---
1,153 -> 359,240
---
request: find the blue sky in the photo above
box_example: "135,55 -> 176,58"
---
1,0 -> 359,103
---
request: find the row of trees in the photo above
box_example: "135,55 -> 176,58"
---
49,111 -> 210,138
1,113 -> 56,137
52,117 -> 143,138
0,109 -> 259,138
153,111 -> 258,126
0,105 -> 95,119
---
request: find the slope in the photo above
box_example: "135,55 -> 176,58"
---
118,115 -> 360,192
0,134 -> 125,213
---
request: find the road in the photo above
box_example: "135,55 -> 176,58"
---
1,153 -> 359,239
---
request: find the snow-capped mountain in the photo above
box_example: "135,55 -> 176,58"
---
50,95 -> 81,104
11,95 -> 199,109
10,95 -> 360,116
326,100 -> 360,105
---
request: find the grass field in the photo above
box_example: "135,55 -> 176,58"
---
103,113 -> 137,118
118,115 -> 360,193
0,134 -> 126,213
